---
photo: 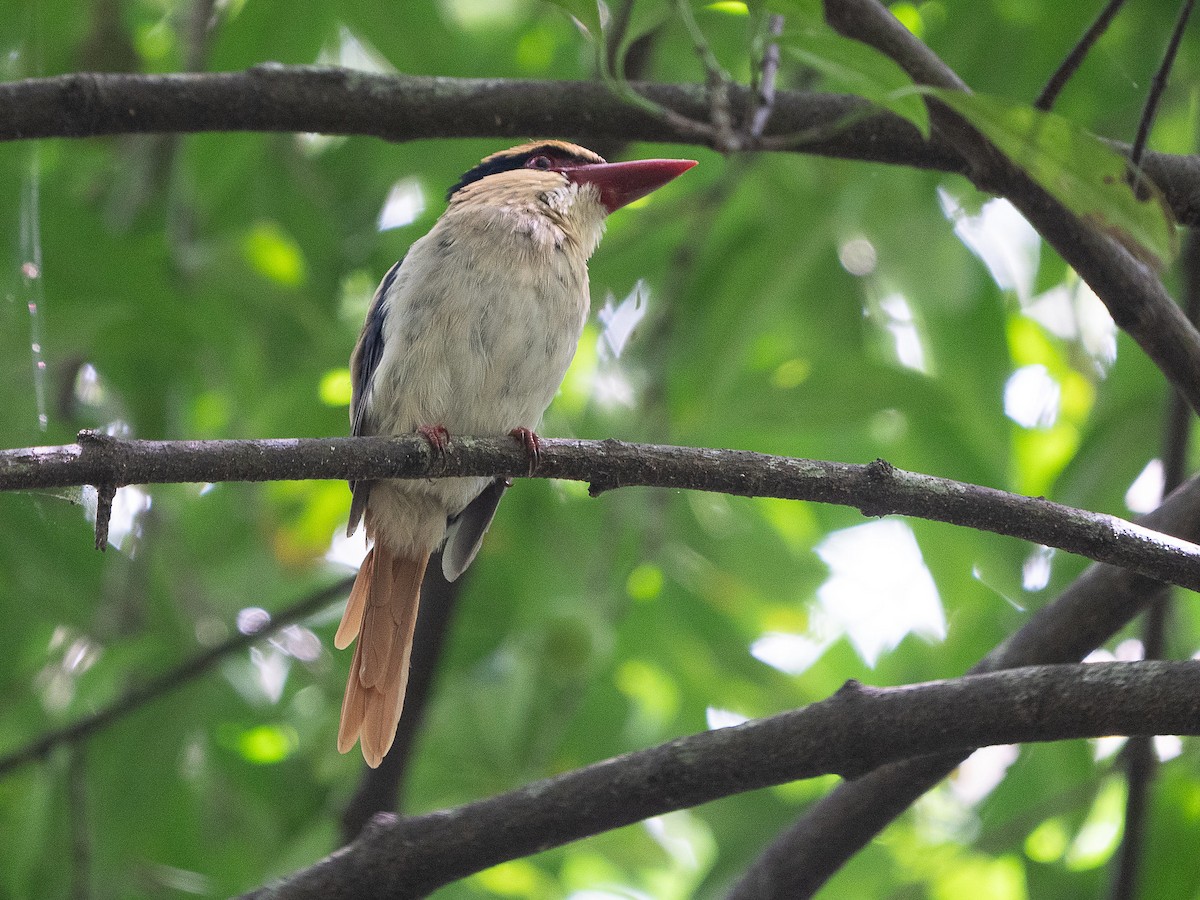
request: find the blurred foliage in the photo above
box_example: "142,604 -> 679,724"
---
2,0 -> 1199,898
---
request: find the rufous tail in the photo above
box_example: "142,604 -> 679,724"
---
335,544 -> 428,768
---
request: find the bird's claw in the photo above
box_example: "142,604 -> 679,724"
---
418,424 -> 451,473
509,427 -> 541,476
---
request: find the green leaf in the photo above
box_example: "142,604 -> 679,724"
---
931,89 -> 1179,269
780,22 -> 930,139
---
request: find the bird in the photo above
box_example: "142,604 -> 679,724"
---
335,141 -> 696,767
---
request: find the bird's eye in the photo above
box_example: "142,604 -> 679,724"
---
527,155 -> 553,170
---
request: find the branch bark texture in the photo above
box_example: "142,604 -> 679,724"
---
731,452 -> 1200,899
245,660 -> 1200,899
1,69 -> 1199,225
825,0 -> 1200,419
727,1 -> 1200,893
6,433 -> 1200,592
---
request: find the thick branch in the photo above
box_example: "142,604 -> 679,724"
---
6,433 -> 1200,592
825,0 -> 1200,419
730,2 -> 1200,892
243,660 -> 1200,899
0,68 -> 948,160
731,429 -> 1200,897
1,69 -> 1199,225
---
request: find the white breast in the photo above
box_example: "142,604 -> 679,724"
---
368,200 -> 593,440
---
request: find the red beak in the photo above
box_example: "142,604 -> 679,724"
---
559,158 -> 697,214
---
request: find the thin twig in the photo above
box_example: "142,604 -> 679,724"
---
1035,0 -> 1130,110
1130,0 -> 1195,188
596,65 -> 717,143
92,483 -> 114,551
673,0 -> 732,84
673,0 -> 738,148
589,0 -> 716,143
750,14 -> 785,140
603,0 -> 635,79
0,577 -> 352,777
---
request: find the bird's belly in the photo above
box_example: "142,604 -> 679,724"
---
373,257 -> 586,438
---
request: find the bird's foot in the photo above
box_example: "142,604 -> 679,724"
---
418,424 -> 451,473
509,427 -> 541,476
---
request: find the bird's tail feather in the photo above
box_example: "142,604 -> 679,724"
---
336,544 -> 427,768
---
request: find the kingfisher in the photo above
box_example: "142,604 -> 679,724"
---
335,141 -> 696,767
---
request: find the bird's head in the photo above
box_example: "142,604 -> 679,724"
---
447,141 -> 697,216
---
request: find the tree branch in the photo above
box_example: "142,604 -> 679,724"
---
1129,0 -> 1194,178
1035,0 -> 1130,111
725,3 -> 1200,892
0,576 -> 352,777
242,660 -> 1200,899
824,0 -> 1200,419
729,453 -> 1200,897
6,433 -> 1200,592
1109,222 -> 1200,900
1,69 -> 1199,225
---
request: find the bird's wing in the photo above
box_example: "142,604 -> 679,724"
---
347,257 -> 403,536
441,477 -> 510,581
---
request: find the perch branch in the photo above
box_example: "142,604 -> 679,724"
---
5,433 -> 1200,593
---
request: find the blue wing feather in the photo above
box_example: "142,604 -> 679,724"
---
347,257 -> 402,535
